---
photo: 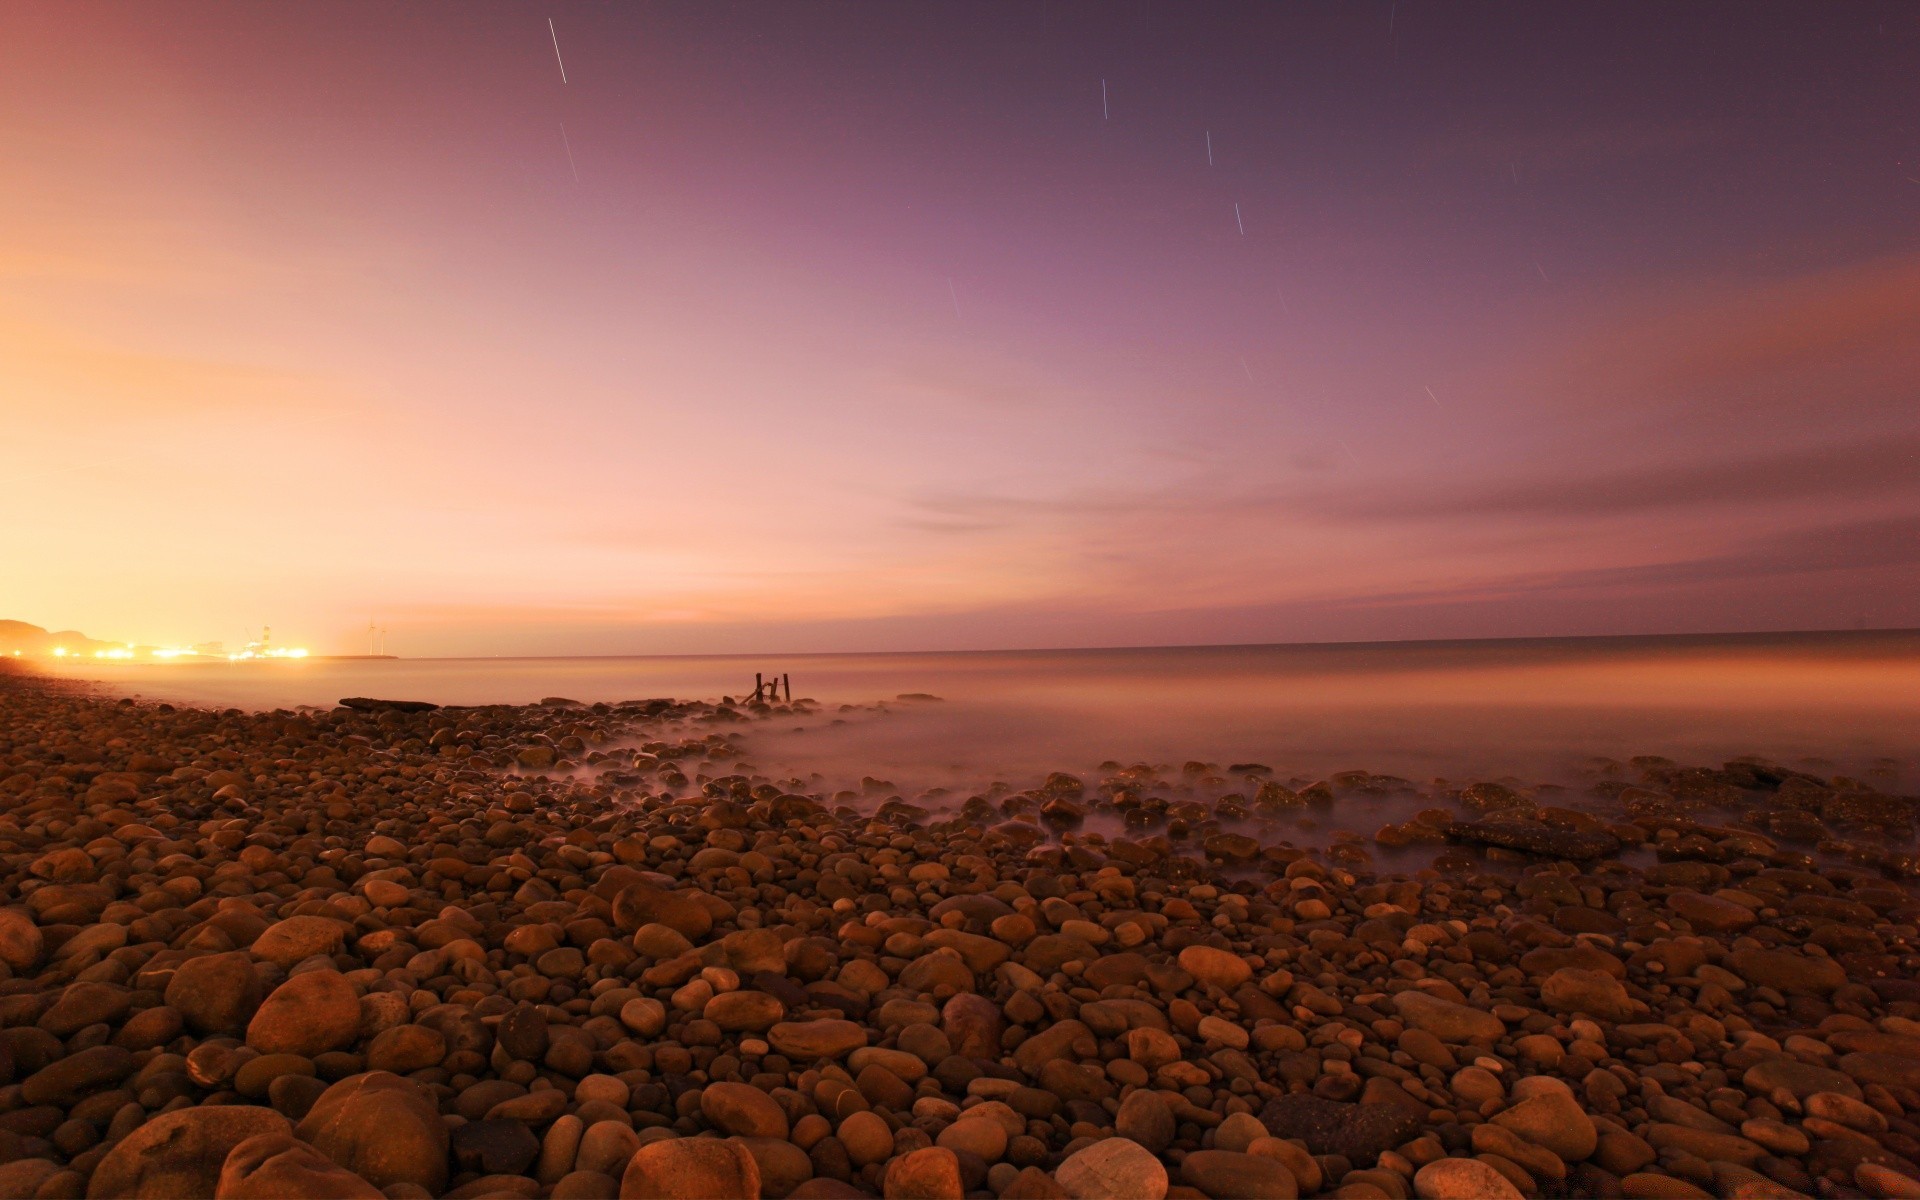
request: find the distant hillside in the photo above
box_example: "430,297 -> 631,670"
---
0,620 -> 115,657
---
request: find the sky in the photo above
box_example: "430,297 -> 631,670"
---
2,1 -> 1917,656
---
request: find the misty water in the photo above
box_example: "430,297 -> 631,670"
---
51,632 -> 1920,806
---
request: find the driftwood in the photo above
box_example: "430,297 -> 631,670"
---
751,673 -> 796,703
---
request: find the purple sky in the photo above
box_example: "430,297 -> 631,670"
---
4,1 -> 1917,655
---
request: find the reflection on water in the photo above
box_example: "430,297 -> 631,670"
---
51,630 -> 1920,795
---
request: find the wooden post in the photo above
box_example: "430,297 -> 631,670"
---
754,673 -> 763,702
782,673 -> 791,702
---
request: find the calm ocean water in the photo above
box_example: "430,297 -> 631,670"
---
48,631 -> 1920,795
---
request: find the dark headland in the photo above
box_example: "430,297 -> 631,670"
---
2,662 -> 1918,1200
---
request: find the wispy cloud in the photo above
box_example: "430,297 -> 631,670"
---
1323,432 -> 1920,522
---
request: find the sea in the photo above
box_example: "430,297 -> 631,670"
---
46,631 -> 1920,802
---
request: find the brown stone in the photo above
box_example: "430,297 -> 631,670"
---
941,993 -> 1004,1060
165,951 -> 263,1035
0,908 -> 43,973
214,1132 -> 384,1199
1177,946 -> 1252,990
1056,1138 -> 1169,1200
701,1082 -> 789,1140
1391,991 -> 1504,1042
365,1024 -> 447,1073
248,970 -> 361,1057
1413,1158 -> 1524,1200
883,1147 -> 964,1200
1180,1151 -> 1296,1200
1491,1083 -> 1598,1162
251,916 -> 349,968
619,1138 -> 760,1200
769,1019 -> 867,1059
1727,947 -> 1847,995
705,991 -> 784,1033
611,881 -> 713,940
85,1106 -> 291,1199
1539,968 -> 1636,1021
296,1071 -> 450,1193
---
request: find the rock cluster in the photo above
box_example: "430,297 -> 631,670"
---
0,667 -> 1918,1199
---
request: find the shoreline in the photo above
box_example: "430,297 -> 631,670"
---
1,671 -> 1918,1199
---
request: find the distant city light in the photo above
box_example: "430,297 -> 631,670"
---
23,631 -> 311,662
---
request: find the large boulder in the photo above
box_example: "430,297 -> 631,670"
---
214,1132 -> 383,1199
296,1071 -> 450,1193
85,1107 -> 291,1199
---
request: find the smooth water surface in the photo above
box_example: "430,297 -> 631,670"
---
48,631 -> 1920,794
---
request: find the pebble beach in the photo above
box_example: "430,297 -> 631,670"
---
3,665 -> 1920,1200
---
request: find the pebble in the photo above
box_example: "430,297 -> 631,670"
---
0,674 -> 1916,1200
1414,1157 -> 1525,1200
1055,1137 -> 1169,1200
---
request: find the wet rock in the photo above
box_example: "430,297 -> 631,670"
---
1444,819 -> 1621,859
